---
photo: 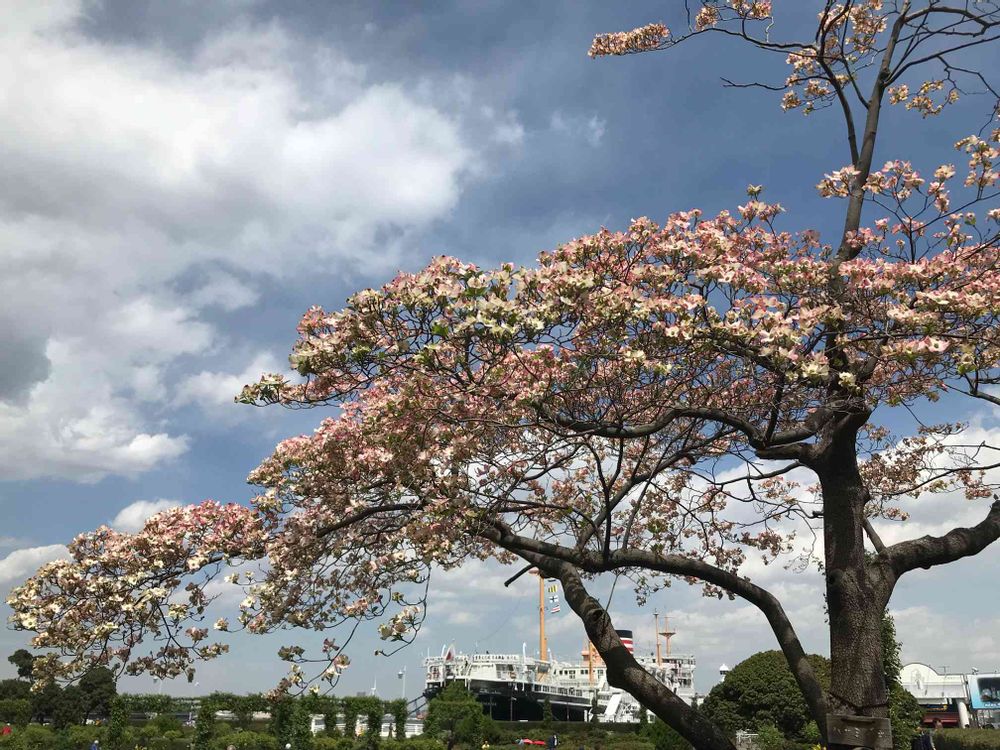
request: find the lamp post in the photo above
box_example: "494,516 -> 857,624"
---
188,682 -> 200,724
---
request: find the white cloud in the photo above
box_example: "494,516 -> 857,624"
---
177,352 -> 285,414
111,499 -> 181,533
893,605 -> 1000,673
585,116 -> 606,147
0,544 -> 69,585
433,560 -> 529,601
481,106 -> 525,146
187,273 -> 259,312
0,2 -> 477,481
549,111 -> 607,146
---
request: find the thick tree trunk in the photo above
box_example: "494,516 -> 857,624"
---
553,562 -> 737,750
816,425 -> 894,750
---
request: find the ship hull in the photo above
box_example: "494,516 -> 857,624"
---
424,680 -> 591,722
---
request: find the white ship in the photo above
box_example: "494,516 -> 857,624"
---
423,576 -> 695,723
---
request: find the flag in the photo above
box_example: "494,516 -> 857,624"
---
547,578 -> 561,613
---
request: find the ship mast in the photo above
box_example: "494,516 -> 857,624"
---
654,612 -> 662,666
659,613 -> 676,657
538,571 -> 547,662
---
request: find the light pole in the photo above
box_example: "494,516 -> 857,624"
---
397,666 -> 407,700
188,682 -> 200,724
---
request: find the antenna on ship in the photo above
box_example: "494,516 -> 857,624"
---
653,611 -> 676,666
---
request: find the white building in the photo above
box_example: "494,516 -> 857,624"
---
900,662 -> 970,727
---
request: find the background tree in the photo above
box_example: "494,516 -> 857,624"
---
423,683 -> 488,750
753,725 -> 786,750
0,698 -> 31,728
7,650 -> 34,681
883,612 -> 923,750
291,699 -> 315,750
79,666 -> 117,722
0,680 -> 29,702
542,697 -> 554,728
360,696 -> 385,750
701,651 -> 831,740
388,699 -> 408,740
9,4 -> 1000,750
641,718 -> 692,750
342,697 -> 360,739
51,684 -> 84,730
30,680 -> 63,724
270,696 -> 295,749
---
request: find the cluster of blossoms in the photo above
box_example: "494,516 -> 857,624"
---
888,80 -> 961,118
779,1 -> 888,113
730,0 -> 772,19
696,5 -> 721,30
689,2 -> 770,32
956,133 -> 1000,192
378,606 -> 422,641
817,130 -> 999,216
6,502 -> 265,684
589,23 -> 670,57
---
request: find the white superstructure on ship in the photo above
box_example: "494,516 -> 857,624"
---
423,575 -> 695,722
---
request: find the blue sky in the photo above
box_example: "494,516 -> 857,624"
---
1,0 -> 999,699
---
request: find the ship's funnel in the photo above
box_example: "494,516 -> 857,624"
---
615,629 -> 634,654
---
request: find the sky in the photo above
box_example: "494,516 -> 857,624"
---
0,0 -> 999,701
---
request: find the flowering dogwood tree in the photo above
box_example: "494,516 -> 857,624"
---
10,3 -> 1000,750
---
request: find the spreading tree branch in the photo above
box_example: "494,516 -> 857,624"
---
886,497 -> 1000,575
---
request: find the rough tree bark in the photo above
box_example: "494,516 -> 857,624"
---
813,420 -> 895,749
546,558 -> 737,750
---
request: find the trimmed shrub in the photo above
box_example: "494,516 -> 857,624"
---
0,700 -> 31,728
148,738 -> 192,750
933,729 -> 1000,750
11,725 -> 58,750
62,723 -> 104,750
211,730 -> 280,750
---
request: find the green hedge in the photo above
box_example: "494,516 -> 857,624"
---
379,739 -> 447,750
488,729 -> 654,750
148,738 -> 193,750
210,730 -> 280,750
933,729 -> 1000,750
313,738 -> 355,750
0,725 -> 58,750
495,723 -> 641,735
0,700 -> 31,728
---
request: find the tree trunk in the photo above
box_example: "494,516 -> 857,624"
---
816,426 -> 894,750
554,563 -> 737,750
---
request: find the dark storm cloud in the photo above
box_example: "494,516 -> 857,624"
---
0,333 -> 50,403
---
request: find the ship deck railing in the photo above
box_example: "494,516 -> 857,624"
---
424,654 -> 528,664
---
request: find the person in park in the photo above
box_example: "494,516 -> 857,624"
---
8,4 -> 1000,750
1,723 -> 10,736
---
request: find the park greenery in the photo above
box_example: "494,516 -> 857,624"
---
8,3 -> 1000,750
0,674 -> 680,750
3,652 -> 1000,750
700,613 -> 921,749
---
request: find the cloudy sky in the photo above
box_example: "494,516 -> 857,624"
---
1,0 -> 999,700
